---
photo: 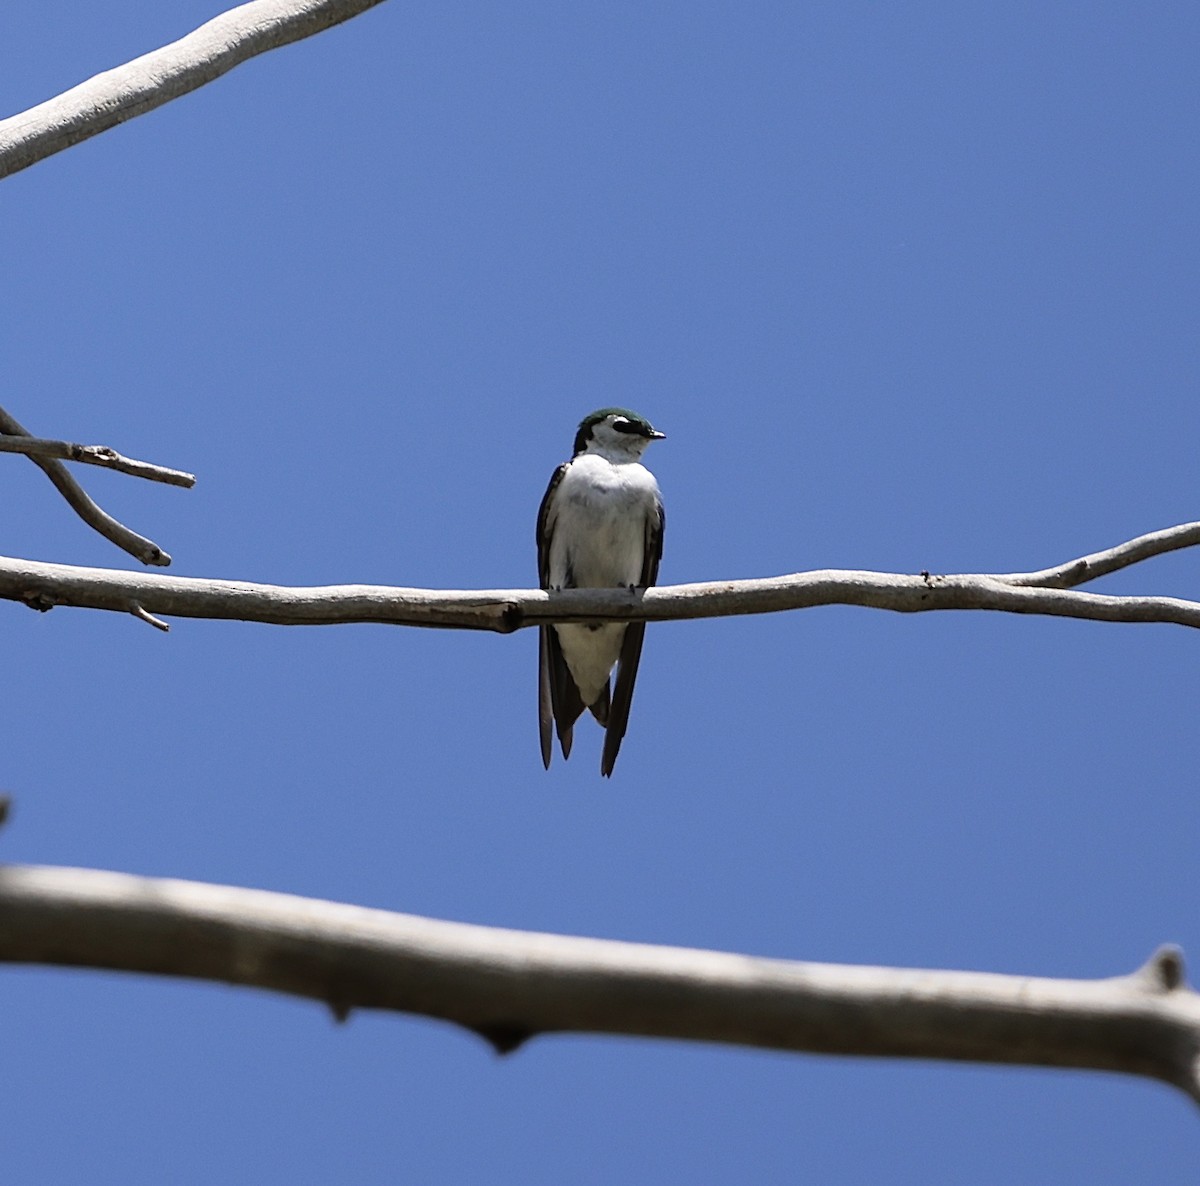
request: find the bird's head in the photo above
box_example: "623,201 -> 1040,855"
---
573,408 -> 666,460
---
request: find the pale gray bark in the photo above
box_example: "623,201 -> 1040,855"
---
0,0 -> 389,180
0,433 -> 193,487
1,864 -> 1196,1101
1,522 -> 1199,633
0,407 -> 176,567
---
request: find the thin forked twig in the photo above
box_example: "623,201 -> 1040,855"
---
0,434 -> 194,487
0,407 -> 175,567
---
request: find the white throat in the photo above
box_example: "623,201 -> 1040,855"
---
583,424 -> 652,464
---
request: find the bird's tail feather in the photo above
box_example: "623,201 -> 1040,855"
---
589,682 -> 611,726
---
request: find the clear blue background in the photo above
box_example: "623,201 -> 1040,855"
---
2,1 -> 1198,1180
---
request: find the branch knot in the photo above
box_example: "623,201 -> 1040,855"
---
20,588 -> 56,613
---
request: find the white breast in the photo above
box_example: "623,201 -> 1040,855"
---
546,453 -> 661,706
546,454 -> 660,590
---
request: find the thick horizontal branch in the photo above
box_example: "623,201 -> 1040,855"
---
1,864 -> 1197,1101
0,407 -> 174,566
0,0 -> 389,180
1,522 -> 1200,631
0,433 -> 194,487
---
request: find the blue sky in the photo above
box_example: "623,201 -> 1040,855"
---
2,1 -> 1199,1180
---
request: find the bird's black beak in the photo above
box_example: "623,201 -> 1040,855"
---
646,428 -> 666,440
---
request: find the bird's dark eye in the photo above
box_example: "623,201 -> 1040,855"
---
612,418 -> 638,434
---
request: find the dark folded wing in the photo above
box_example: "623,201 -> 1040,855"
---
642,494 -> 664,587
542,623 -> 584,761
538,626 -> 554,768
601,495 -> 665,777
601,623 -> 645,777
536,463 -> 569,589
538,464 -> 584,764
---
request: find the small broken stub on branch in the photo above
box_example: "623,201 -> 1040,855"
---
21,588 -> 56,613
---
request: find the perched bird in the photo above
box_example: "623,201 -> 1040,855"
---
537,408 -> 666,777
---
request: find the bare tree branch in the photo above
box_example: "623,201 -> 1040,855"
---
0,408 -> 173,567
1,522 -> 1199,631
0,434 -> 194,487
1,864 -> 1196,1101
0,0 -> 390,181
999,521 -> 1200,589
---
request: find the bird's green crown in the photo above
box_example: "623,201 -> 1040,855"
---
573,407 -> 660,456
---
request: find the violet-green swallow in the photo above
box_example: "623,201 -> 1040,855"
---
537,408 -> 666,777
